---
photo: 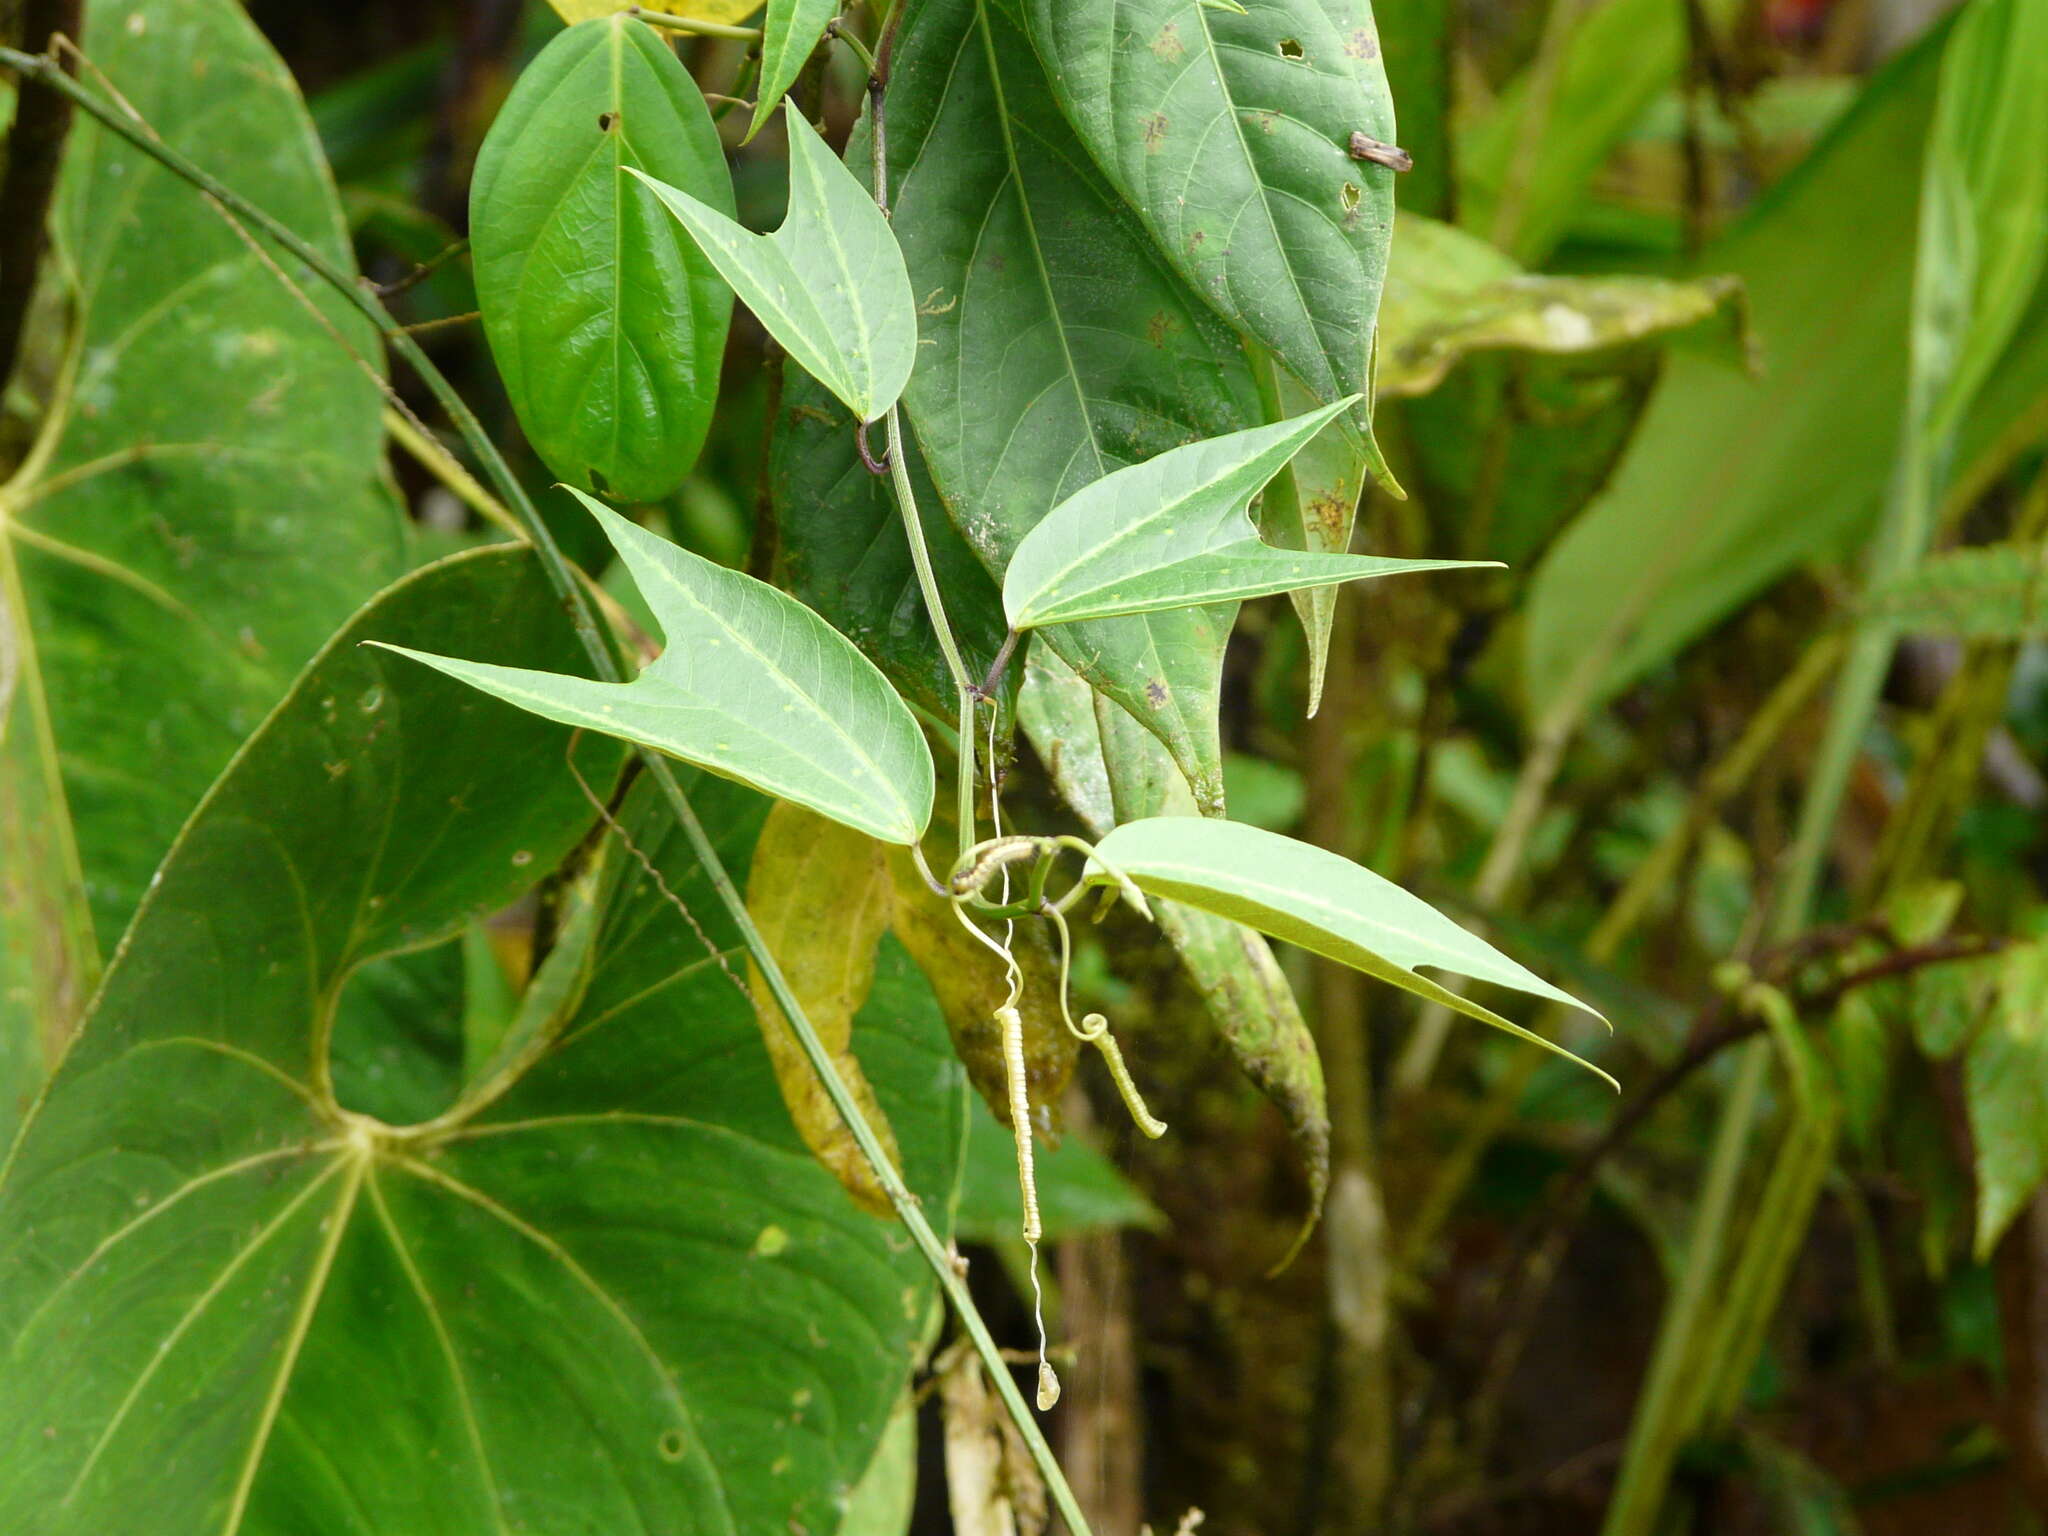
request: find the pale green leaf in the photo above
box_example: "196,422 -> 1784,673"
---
630,108 -> 916,421
1088,817 -> 1615,1087
1002,398 -> 1489,629
470,15 -> 734,501
374,490 -> 934,844
750,0 -> 838,143
1968,939 -> 2048,1258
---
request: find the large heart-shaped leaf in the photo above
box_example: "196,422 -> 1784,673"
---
1002,399 -> 1487,628
470,14 -> 733,501
0,0 -> 408,1131
0,546 -> 967,1533
632,108 -> 917,423
376,490 -> 936,845
1088,816 -> 1616,1087
880,0 -> 1263,812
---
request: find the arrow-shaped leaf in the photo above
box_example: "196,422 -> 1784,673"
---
629,107 -> 916,422
373,490 -> 934,845
1003,400 -> 1491,629
1088,817 -> 1615,1088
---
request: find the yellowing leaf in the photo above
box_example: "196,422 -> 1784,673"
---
746,801 -> 902,1216
547,0 -> 761,24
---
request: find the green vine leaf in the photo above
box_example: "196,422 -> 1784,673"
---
1088,816 -> 1616,1087
1022,0 -> 1398,425
470,14 -> 733,502
750,0 -> 839,143
881,0 -> 1264,813
0,0 -> 408,1135
376,489 -> 935,845
1003,397 -> 1487,628
0,546 -> 965,1533
631,108 -> 917,422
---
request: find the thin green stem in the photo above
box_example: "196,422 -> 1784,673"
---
626,6 -> 761,42
1,46 -> 1093,1531
826,18 -> 878,77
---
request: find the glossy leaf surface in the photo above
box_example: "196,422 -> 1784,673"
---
1089,816 -> 1615,1087
632,109 -> 916,422
377,491 -> 936,845
0,546 -> 968,1533
882,0 -> 1264,811
1003,399 -> 1486,628
471,16 -> 733,502
0,0 -> 408,1132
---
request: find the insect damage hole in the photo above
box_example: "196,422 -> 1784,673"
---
1277,37 -> 1304,59
657,1428 -> 688,1462
597,111 -> 619,132
1340,182 -> 1361,212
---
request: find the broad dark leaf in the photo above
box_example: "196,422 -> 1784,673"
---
471,15 -> 733,501
0,547 -> 966,1533
880,0 -> 1264,813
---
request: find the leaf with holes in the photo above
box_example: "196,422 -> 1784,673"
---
0,0 -> 409,1142
631,107 -> 916,422
0,546 -> 967,1534
1087,816 -> 1615,1087
880,0 -> 1264,812
1002,398 -> 1488,628
471,14 -> 733,501
374,490 -> 936,845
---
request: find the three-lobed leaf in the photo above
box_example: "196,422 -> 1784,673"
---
1088,816 -> 1616,1087
631,107 -> 917,422
375,490 -> 936,845
1002,399 -> 1490,629
471,16 -> 734,502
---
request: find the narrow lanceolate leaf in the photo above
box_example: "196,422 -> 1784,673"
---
882,0 -> 1264,813
1023,0 -> 1400,430
0,0 -> 407,1136
471,15 -> 734,501
750,0 -> 840,142
1089,817 -> 1616,1087
1863,542 -> 2048,639
0,547 -> 967,1533
632,108 -> 917,422
746,801 -> 904,1216
1003,398 -> 1488,629
378,491 -> 934,844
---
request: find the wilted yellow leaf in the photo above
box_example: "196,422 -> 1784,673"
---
546,0 -> 762,26
746,801 -> 901,1216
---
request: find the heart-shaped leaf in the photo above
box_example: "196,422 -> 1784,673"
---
374,490 -> 935,845
471,14 -> 734,501
1003,398 -> 1490,628
0,546 -> 967,1533
751,0 -> 840,143
1088,817 -> 1616,1087
630,108 -> 917,422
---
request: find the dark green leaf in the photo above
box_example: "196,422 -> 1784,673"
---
880,0 -> 1264,812
770,374 -> 1011,723
471,15 -> 733,501
632,108 -> 916,422
1003,398 -> 1486,628
0,0 -> 409,1133
376,491 -> 936,845
0,547 -> 965,1533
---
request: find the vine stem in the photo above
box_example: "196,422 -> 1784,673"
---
625,6 -> 761,42
0,44 -> 1092,1533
